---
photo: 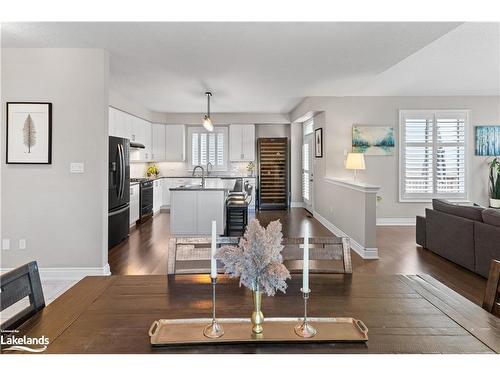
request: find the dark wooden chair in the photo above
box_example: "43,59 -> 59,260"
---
1,261 -> 45,332
482,259 -> 500,318
167,236 -> 352,275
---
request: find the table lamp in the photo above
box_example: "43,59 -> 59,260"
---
345,152 -> 365,181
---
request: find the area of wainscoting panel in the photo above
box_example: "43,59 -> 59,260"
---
376,218 -> 417,226
313,210 -> 379,259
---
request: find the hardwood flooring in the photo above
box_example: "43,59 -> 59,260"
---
108,209 -> 487,305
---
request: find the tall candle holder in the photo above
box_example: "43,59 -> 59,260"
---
203,277 -> 224,339
294,288 -> 317,338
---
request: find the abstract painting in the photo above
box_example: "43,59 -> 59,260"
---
315,128 -> 323,157
6,102 -> 52,164
352,125 -> 394,156
475,126 -> 500,156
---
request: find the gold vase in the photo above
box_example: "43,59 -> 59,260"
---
251,289 -> 264,334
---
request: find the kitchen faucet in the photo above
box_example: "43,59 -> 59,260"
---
192,165 -> 205,187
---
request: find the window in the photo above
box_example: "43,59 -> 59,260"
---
303,118 -> 314,136
302,118 -> 314,203
399,110 -> 468,202
188,126 -> 228,170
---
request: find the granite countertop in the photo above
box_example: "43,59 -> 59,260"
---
130,175 -> 255,185
169,186 -> 232,191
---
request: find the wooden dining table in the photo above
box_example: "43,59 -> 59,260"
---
5,274 -> 500,354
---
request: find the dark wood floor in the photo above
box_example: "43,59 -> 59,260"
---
109,208 -> 487,305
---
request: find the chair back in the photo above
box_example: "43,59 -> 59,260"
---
1,261 -> 45,331
482,259 -> 500,317
167,236 -> 352,275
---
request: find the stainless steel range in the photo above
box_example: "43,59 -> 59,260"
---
131,178 -> 154,223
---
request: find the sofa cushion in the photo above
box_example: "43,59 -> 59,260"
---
425,208 -> 475,272
432,199 -> 484,222
474,221 -> 500,277
482,208 -> 500,227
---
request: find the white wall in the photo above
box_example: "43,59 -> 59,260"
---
153,112 -> 290,125
109,89 -> 153,122
291,96 -> 500,219
1,48 -> 110,275
255,124 -> 290,139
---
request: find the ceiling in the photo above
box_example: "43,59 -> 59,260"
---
2,22 -> 498,113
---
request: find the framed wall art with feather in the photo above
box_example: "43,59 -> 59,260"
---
6,102 -> 52,164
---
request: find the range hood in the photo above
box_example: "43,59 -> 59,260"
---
130,141 -> 145,149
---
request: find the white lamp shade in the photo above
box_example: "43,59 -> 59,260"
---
345,152 -> 366,170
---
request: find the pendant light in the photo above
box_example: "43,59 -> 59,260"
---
203,91 -> 214,132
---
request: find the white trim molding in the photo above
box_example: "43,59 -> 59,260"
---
290,201 -> 304,208
313,210 -> 379,259
324,177 -> 380,194
377,217 -> 417,226
0,264 -> 111,280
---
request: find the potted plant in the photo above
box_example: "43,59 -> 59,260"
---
146,164 -> 160,178
489,157 -> 500,208
246,161 -> 255,177
216,219 -> 290,334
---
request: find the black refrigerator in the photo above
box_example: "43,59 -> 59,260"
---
108,136 -> 130,249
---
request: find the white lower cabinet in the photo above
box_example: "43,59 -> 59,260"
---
130,184 -> 140,226
162,179 -> 171,207
153,179 -> 163,213
170,190 -> 197,234
170,189 -> 225,235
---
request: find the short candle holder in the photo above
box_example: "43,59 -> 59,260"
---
294,288 -> 317,338
203,277 -> 224,339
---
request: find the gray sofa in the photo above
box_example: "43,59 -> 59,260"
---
416,199 -> 500,278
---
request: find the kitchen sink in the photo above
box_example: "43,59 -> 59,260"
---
177,184 -> 203,189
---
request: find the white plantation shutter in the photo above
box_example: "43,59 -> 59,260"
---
188,126 -> 228,170
302,143 -> 310,200
400,110 -> 468,201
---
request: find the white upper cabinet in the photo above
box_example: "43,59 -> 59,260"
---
164,124 -> 186,162
230,124 -> 255,162
152,123 -> 166,162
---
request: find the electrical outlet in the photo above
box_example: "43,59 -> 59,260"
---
19,239 -> 27,250
2,239 -> 10,250
70,162 -> 85,173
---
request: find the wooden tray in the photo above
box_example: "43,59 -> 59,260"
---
149,317 -> 368,346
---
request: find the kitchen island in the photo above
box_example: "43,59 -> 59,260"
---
169,179 -> 234,235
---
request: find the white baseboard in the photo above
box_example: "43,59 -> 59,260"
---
290,202 -> 304,208
313,211 -> 379,259
377,217 -> 416,226
0,264 -> 111,280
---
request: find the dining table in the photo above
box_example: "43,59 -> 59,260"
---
4,273 -> 500,354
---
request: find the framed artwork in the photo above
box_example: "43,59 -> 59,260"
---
352,125 -> 394,156
475,126 -> 500,156
6,102 -> 52,164
314,127 -> 323,158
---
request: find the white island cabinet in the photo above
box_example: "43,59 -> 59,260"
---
170,189 -> 226,235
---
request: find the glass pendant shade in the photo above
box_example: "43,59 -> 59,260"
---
203,114 -> 214,131
203,91 -> 214,131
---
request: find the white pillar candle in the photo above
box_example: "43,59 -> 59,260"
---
211,220 -> 217,279
303,223 -> 309,292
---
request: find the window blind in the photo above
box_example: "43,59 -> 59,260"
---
400,110 -> 468,201
189,127 -> 227,170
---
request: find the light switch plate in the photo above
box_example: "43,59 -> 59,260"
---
70,162 -> 85,173
2,239 -> 10,250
